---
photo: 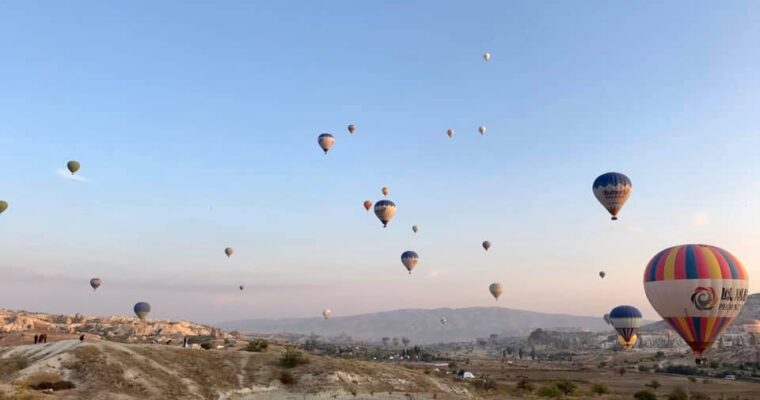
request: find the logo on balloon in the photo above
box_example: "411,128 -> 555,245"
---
691,287 -> 717,311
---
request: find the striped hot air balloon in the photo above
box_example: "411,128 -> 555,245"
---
617,333 -> 638,350
592,172 -> 632,220
609,305 -> 642,343
318,133 -> 335,154
644,244 -> 749,363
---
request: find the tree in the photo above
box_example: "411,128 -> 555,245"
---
633,390 -> 657,400
590,383 -> 608,395
667,387 -> 688,400
645,380 -> 661,391
536,383 -> 562,398
555,380 -> 577,396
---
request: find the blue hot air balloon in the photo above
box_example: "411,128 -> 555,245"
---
592,172 -> 632,220
133,302 -> 151,320
374,200 -> 397,228
401,251 -> 419,274
609,305 -> 642,343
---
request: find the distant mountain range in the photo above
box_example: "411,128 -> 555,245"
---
641,292 -> 760,332
219,306 -> 628,344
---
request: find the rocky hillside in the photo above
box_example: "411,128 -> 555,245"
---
0,309 -> 228,345
0,340 -> 471,400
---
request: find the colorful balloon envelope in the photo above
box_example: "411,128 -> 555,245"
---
317,133 -> 334,154
90,278 -> 102,291
644,244 -> 748,362
133,302 -> 151,320
603,313 -> 611,326
592,172 -> 632,220
374,200 -> 396,228
489,283 -> 503,300
609,305 -> 642,343
401,251 -> 419,274
617,333 -> 638,350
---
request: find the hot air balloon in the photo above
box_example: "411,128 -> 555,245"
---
599,271 -> 606,279
133,302 -> 151,320
592,172 -> 632,220
482,241 -> 491,251
489,283 -> 503,300
0,200 -> 7,215
382,187 -> 390,197
483,52 -> 491,61
239,285 -> 244,291
67,160 -> 80,175
617,333 -> 638,350
603,313 -> 612,326
225,247 -> 233,258
643,244 -> 749,364
348,124 -> 356,134
609,305 -> 642,347
317,133 -> 335,154
440,317 -> 447,325
401,251 -> 419,274
447,129 -> 454,138
323,309 -> 332,319
412,225 -> 419,234
373,200 -> 396,228
90,278 -> 101,291
478,126 -> 487,135
363,200 -> 372,211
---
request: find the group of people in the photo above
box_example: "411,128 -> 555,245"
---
33,333 -> 48,344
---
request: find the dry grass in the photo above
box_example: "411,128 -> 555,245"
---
63,345 -> 150,398
0,355 -> 29,379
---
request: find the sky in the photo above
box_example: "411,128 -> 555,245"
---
0,1 -> 758,324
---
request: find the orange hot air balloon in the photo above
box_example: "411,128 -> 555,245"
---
363,200 -> 372,211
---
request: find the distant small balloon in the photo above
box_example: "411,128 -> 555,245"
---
374,200 -> 396,228
483,52 -> 491,61
67,160 -> 80,175
0,200 -> 7,215
599,271 -> 606,279
382,187 -> 390,197
348,124 -> 356,134
225,247 -> 233,257
363,200 -> 372,212
323,309 -> 332,319
318,133 -> 335,154
440,317 -> 447,325
478,126 -> 487,135
412,225 -> 419,234
239,285 -> 244,291
489,283 -> 503,300
447,129 -> 454,138
482,241 -> 491,251
90,278 -> 101,291
133,302 -> 151,320
401,251 -> 419,274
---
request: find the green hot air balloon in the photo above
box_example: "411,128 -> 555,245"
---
67,160 -> 81,175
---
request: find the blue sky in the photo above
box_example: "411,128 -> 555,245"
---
0,1 -> 758,323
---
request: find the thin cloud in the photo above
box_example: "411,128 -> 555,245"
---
56,168 -> 87,182
691,212 -> 710,227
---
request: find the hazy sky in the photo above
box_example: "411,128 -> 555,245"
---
0,1 -> 758,324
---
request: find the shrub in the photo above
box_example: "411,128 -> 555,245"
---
555,380 -> 577,396
645,380 -> 661,391
278,370 -> 296,385
590,383 -> 609,395
638,364 -> 653,372
516,377 -> 535,392
667,387 -> 688,400
688,376 -> 697,383
244,340 -> 268,352
690,393 -> 711,400
200,343 -> 212,350
633,390 -> 657,400
280,349 -> 309,368
536,383 -> 562,398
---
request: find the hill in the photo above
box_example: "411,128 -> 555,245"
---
220,307 -> 618,344
0,340 -> 470,399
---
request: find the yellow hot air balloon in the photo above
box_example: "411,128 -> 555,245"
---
225,247 -> 234,257
67,160 -> 80,175
0,200 -> 7,215
489,283 -> 503,300
617,333 -> 638,350
363,200 -> 372,212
